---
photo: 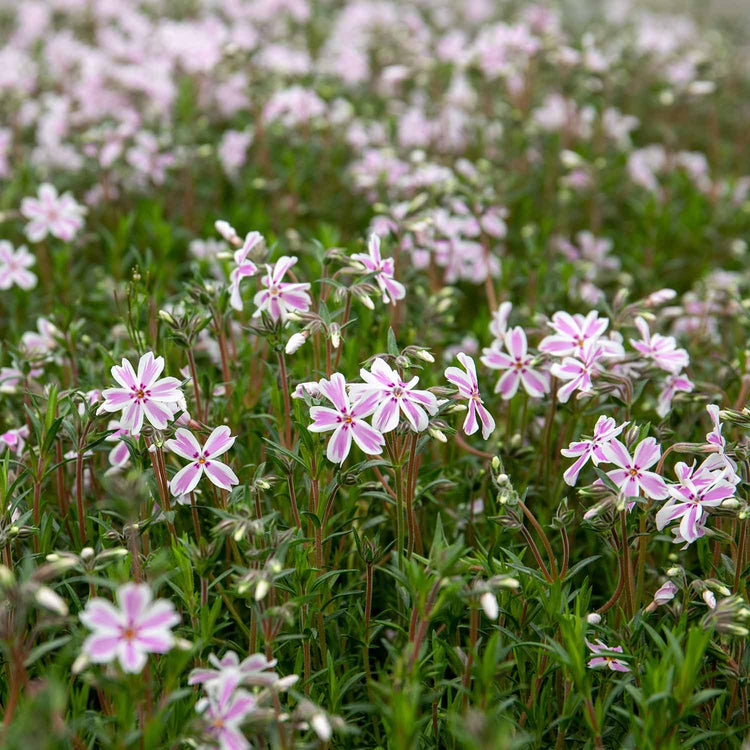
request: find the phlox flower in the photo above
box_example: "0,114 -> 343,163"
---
348,357 -> 438,432
655,460 -> 736,545
702,404 -> 740,482
195,674 -> 258,750
649,580 -> 678,608
253,256 -> 312,322
292,381 -> 322,400
308,373 -> 385,464
189,651 -> 278,688
166,426 -> 238,495
550,341 -> 606,403
97,352 -> 184,435
1,426 -> 29,456
630,316 -> 689,373
105,418 -> 135,473
656,372 -> 694,418
351,234 -> 405,305
480,327 -> 550,400
80,582 -> 179,673
20,183 -> 85,242
228,232 -> 261,311
444,353 -> 495,439
539,310 -> 609,358
601,437 -> 669,501
585,639 -> 630,673
561,415 -> 626,486
0,241 -> 37,290
21,317 -> 59,358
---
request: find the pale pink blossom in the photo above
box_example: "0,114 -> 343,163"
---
444,353 -> 496,439
229,232 -> 261,311
105,419 -> 135,473
550,341 -> 606,403
630,316 -> 689,373
97,352 -> 184,435
0,241 -> 37,290
481,327 -> 550,400
348,358 -> 438,433
166,426 -> 238,495
0,426 -> 30,456
601,437 -> 669,501
586,639 -> 629,672
21,183 -> 85,242
189,651 -> 278,688
561,415 -> 625,486
308,373 -> 385,464
253,256 -> 311,322
656,373 -> 694,418
539,311 -> 609,358
80,582 -> 179,673
195,673 -> 257,750
351,234 -> 405,305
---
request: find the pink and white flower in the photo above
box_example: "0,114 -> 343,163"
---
253,256 -> 312,322
489,301 -> 512,340
585,639 -> 630,673
105,419 -> 136,473
550,341 -> 607,403
1,426 -> 29,456
601,437 -> 669,501
189,651 -> 278,688
560,415 -> 626,486
195,674 -> 257,750
444,353 -> 496,439
308,373 -> 385,464
166,426 -> 239,495
539,310 -> 609,358
228,232 -> 261,311
702,404 -> 740,482
656,372 -> 694,418
630,316 -> 689,374
351,234 -> 406,305
97,352 -> 184,435
80,582 -> 179,673
655,460 -> 736,545
348,358 -> 438,433
0,241 -> 36,290
480,327 -> 550,400
20,183 -> 85,242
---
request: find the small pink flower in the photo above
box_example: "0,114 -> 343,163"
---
228,232 -> 261,311
539,310 -> 609,358
189,651 -> 278,688
601,437 -> 669,501
20,183 -> 85,242
481,327 -> 550,400
97,352 -> 184,435
253,256 -> 312,322
166,426 -> 239,495
349,357 -> 438,433
105,419 -> 136,473
550,341 -> 606,403
195,674 -> 258,750
0,241 -> 36,290
80,582 -> 179,673
585,639 -> 630,673
308,373 -> 385,464
656,372 -> 694,418
630,316 -> 689,374
0,426 -> 30,456
560,415 -> 626,486
444,353 -> 496,440
351,234 -> 406,305
651,580 -> 678,607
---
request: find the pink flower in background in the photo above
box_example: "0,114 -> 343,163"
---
539,310 -> 609,358
229,232 -> 261,311
586,639 -> 630,672
189,651 -> 278,688
656,372 -> 694,418
166,426 -> 238,494
105,419 -> 135,472
489,301 -> 512,340
98,352 -> 184,435
561,415 -> 625,486
655,460 -> 735,544
444,353 -> 496,439
253,256 -> 312,322
308,373 -> 385,464
630,316 -> 689,373
702,404 -> 740,482
0,241 -> 37,290
21,317 -> 59,357
601,437 -> 669,501
21,183 -> 85,242
349,358 -> 438,432
649,580 -> 678,609
481,327 -> 550,400
195,674 -> 258,750
80,582 -> 179,673
1,425 -> 30,456
550,341 -> 607,403
351,234 -> 406,305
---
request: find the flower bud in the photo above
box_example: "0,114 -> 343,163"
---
480,591 -> 499,620
285,331 -> 309,355
586,613 -> 602,625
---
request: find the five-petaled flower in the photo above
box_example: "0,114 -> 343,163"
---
539,310 -> 610,358
21,183 -> 86,242
228,232 -> 261,311
98,352 -> 184,435
481,326 -> 550,400
253,255 -> 312,322
0,241 -> 37,290
444,352 -> 496,439
348,357 -> 438,433
585,639 -> 630,672
560,415 -> 626,486
189,651 -> 279,688
308,373 -> 385,464
601,436 -> 669,501
80,582 -> 179,673
195,673 -> 258,750
656,372 -> 694,418
351,234 -> 406,305
630,316 -> 689,374
550,340 -> 606,403
166,426 -> 239,495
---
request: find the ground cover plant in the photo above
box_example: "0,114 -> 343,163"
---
1,0 -> 750,747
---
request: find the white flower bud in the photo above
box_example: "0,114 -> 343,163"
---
35,586 -> 69,616
415,349 -> 435,363
702,590 -> 716,609
428,427 -> 447,443
255,578 -> 270,601
311,714 -> 332,742
480,591 -> 499,620
285,331 -> 309,355
586,613 -> 602,625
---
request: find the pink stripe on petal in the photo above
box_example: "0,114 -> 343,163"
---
101,388 -> 133,407
123,400 -> 144,437
327,425 -> 352,464
463,400 -> 479,436
203,426 -> 235,458
138,353 -> 165,388
475,401 -> 496,439
135,630 -> 174,654
444,367 -> 472,395
639,471 -> 669,500
167,429 -> 202,460
80,599 -> 124,631
143,399 -> 172,429
633,438 -> 661,470
112,359 -> 138,389
117,583 -> 152,623
602,439 -> 632,470
401,399 -> 428,432
319,373 -> 349,412
84,633 -> 121,663
171,463 -> 203,495
373,398 -> 400,433
505,327 -> 527,359
137,601 -> 179,631
308,407 -> 342,432
351,420 -> 385,455
148,378 -> 183,399
117,641 -> 148,673
204,460 -> 239,490
496,369 -> 520,399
